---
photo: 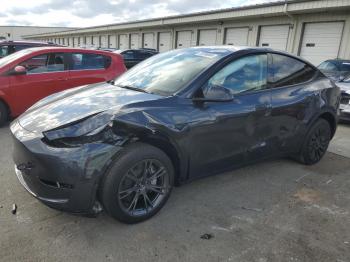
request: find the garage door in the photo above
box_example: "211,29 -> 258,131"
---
100,35 -> 108,48
143,33 -> 155,49
130,34 -> 140,49
300,22 -> 344,66
259,25 -> 290,51
225,27 -> 249,46
119,34 -> 128,50
69,37 -> 74,47
176,31 -> 192,49
73,37 -> 78,47
85,36 -> 92,46
109,35 -> 117,48
159,32 -> 172,52
79,36 -> 85,47
93,36 -> 100,47
198,29 -> 217,46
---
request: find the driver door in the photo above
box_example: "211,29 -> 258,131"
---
189,53 -> 274,178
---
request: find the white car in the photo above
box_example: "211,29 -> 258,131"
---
318,59 -> 350,121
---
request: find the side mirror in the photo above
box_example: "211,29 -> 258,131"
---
193,85 -> 234,103
10,65 -> 27,76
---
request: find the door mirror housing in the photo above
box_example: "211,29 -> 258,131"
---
193,85 -> 234,102
9,65 -> 27,76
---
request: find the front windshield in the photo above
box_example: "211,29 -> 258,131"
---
0,48 -> 33,68
114,48 -> 229,96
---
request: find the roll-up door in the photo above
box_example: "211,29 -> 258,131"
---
143,33 -> 155,48
300,22 -> 344,66
259,25 -> 290,51
176,31 -> 192,49
159,32 -> 172,52
198,29 -> 217,46
225,27 -> 249,46
119,34 -> 128,50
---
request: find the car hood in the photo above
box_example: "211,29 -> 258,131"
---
18,82 -> 163,133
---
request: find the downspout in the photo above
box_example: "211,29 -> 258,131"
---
284,1 -> 296,53
284,1 -> 294,19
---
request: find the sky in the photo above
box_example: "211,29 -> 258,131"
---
0,0 -> 281,28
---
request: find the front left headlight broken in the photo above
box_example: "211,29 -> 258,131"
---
42,113 -> 125,148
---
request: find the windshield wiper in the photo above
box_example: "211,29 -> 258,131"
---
116,84 -> 149,94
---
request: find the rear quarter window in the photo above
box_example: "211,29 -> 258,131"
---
270,54 -> 317,88
70,53 -> 111,70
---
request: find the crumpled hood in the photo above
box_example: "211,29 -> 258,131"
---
18,82 -> 162,133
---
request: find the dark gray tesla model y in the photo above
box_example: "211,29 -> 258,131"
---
11,47 -> 341,223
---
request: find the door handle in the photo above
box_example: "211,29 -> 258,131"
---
57,77 -> 67,81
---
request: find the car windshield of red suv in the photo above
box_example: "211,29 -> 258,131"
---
0,48 -> 33,67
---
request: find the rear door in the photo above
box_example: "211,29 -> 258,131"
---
9,52 -> 69,115
268,53 -> 318,153
67,52 -> 112,88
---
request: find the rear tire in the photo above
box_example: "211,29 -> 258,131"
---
0,101 -> 8,127
101,143 -> 174,224
298,119 -> 331,165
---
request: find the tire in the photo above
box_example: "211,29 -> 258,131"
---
0,101 -> 8,127
298,119 -> 331,165
100,142 -> 174,224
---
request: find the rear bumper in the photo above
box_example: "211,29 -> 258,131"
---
11,120 -> 123,214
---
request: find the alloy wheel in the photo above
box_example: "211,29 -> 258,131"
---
117,159 -> 170,217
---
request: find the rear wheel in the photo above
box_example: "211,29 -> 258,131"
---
101,143 -> 174,224
299,119 -> 331,165
0,101 -> 8,127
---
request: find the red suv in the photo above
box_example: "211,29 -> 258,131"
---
0,47 -> 126,126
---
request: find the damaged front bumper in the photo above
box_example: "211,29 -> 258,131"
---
11,120 -> 123,215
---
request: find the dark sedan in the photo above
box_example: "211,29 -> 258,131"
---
114,48 -> 158,69
11,47 -> 340,223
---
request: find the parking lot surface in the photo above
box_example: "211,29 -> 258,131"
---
0,123 -> 350,262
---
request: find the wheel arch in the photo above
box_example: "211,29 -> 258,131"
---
318,111 -> 337,138
0,97 -> 10,119
137,135 -> 184,185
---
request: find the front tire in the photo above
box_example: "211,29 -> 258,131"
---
0,101 -> 8,127
101,143 -> 174,224
299,119 -> 331,165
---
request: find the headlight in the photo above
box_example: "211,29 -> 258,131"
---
42,113 -> 119,147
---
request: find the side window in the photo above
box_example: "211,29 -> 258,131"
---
205,54 -> 267,96
0,46 -> 8,57
19,53 -> 65,74
70,53 -> 110,70
318,61 -> 338,72
270,54 -> 316,88
14,45 -> 33,52
122,51 -> 135,60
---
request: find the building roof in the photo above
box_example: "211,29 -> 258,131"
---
23,0 -> 350,38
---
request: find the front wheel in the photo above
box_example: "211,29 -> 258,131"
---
299,119 -> 331,165
100,143 -> 174,224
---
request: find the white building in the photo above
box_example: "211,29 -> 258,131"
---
23,0 -> 350,65
0,26 -> 76,41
